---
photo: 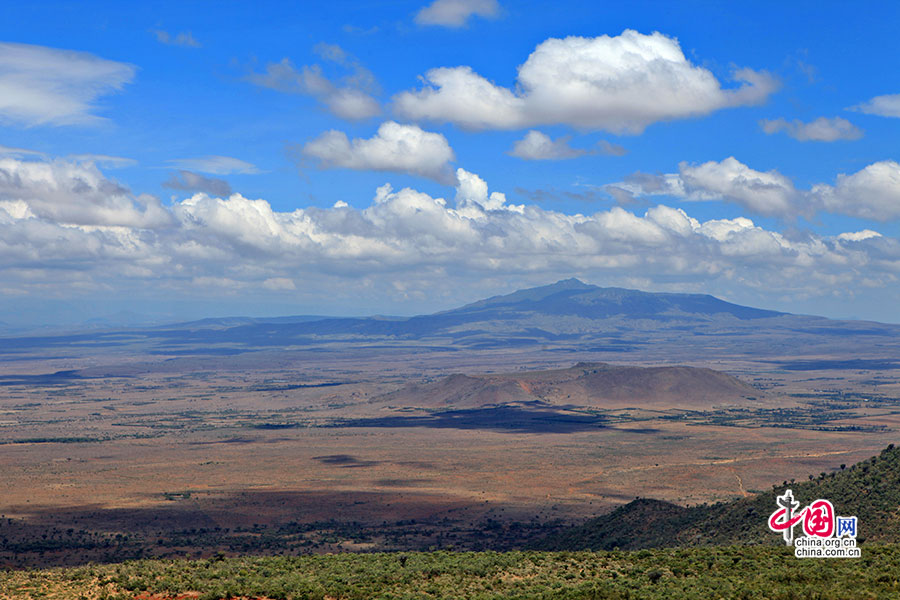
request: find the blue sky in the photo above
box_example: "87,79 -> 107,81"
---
1,0 -> 900,326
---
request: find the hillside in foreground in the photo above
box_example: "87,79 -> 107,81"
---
534,444 -> 900,551
4,447 -> 900,600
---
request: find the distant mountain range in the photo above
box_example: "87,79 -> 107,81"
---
170,277 -> 786,335
444,278 -> 784,320
2,279 -> 899,361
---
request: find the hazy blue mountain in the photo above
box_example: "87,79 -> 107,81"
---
166,315 -> 336,329
2,279 -> 898,360
445,278 -> 783,321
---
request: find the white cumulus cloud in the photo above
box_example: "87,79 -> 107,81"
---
0,156 -> 170,228
612,157 -> 900,222
509,130 -> 587,160
0,42 -> 135,127
612,158 -> 801,217
301,121 -> 456,183
837,230 -> 882,242
812,161 -> 900,221
850,93 -> 900,118
3,153 -> 900,320
679,157 -> 801,218
415,0 -> 500,27
393,30 -> 778,133
455,168 -> 520,212
760,116 -> 863,142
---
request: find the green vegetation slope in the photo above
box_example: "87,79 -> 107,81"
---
3,546 -> 900,600
535,444 -> 900,551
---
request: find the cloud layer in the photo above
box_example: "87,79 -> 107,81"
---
610,157 -> 900,221
0,157 -> 170,228
1,155 -> 898,313
0,42 -> 135,127
393,30 -> 778,133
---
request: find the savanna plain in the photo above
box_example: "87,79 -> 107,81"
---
2,283 -> 900,598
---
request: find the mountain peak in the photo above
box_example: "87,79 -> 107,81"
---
451,279 -> 598,312
447,279 -> 783,321
549,278 -> 594,290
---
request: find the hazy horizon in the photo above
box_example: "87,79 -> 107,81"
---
3,278 -> 899,330
2,2 -> 900,326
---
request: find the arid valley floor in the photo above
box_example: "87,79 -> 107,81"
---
3,283 -> 900,567
2,344 -> 899,566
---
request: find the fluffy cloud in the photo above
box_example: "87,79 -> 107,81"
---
613,157 -> 900,221
166,156 -> 259,175
415,0 -> 501,27
247,44 -> 380,121
509,131 -> 587,160
850,94 -> 900,118
0,42 -> 135,126
393,30 -> 777,133
0,152 -> 900,308
679,158 -> 800,217
610,158 -> 799,217
0,157 -> 170,228
152,30 -> 201,48
508,131 -> 625,161
837,230 -> 882,242
301,121 -> 456,183
760,117 -> 863,142
455,168 -> 521,212
3,153 -> 900,320
161,181 -> 896,293
812,161 -> 900,221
